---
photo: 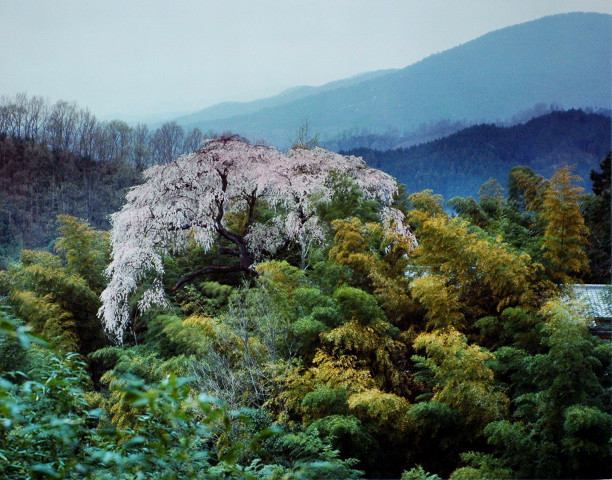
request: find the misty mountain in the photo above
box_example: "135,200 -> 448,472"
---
346,109 -> 611,202
175,69 -> 397,126
174,12 -> 611,148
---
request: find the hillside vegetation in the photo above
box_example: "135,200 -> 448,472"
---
1,98 -> 609,279
0,93 -> 210,267
0,138 -> 609,478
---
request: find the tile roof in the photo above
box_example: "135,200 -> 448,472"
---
569,284 -> 612,319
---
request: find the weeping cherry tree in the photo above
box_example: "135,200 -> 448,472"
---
99,137 -> 414,343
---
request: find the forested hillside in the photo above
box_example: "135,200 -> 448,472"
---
0,138 -> 610,479
0,135 -> 140,263
349,109 -> 611,201
0,93 -> 212,267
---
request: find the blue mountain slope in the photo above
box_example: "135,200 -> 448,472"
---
175,12 -> 611,148
349,109 -> 611,201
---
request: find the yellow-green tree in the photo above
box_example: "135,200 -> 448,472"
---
405,189 -> 445,233
413,329 -> 509,432
409,214 -> 540,331
55,214 -> 109,294
0,216 -> 107,353
507,166 -> 547,214
540,166 -> 590,283
329,217 -> 417,328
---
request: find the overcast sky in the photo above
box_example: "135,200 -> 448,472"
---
1,0 -> 610,120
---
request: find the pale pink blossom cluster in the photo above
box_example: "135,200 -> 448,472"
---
99,138 -> 415,343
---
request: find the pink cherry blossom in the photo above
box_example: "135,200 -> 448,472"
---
99,137 -> 415,343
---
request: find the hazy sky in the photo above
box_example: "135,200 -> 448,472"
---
1,0 -> 610,120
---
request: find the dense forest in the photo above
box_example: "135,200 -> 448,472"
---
0,93 -> 215,267
0,129 -> 610,479
348,109 -> 611,201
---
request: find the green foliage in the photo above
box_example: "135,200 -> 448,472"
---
533,299 -> 606,413
95,375 -> 255,479
276,350 -> 376,424
401,465 -> 442,480
562,405 -> 612,471
306,414 -> 373,463
582,152 -> 611,283
478,177 -> 505,202
477,299 -> 612,479
247,421 -> 363,479
0,309 -> 28,372
0,344 -> 99,479
12,289 -> 78,351
1,217 -> 108,354
302,386 -> 349,418
316,171 -> 380,225
328,217 -> 416,327
1,309 -> 362,479
347,388 -> 410,435
174,280 -> 234,316
2,143 -> 611,479
449,178 -> 542,259
450,164 -> 595,286
333,286 -> 384,325
413,329 -> 509,432
447,196 -> 490,229
321,318 -> 408,393
405,190 -> 445,233
405,401 -> 465,475
54,214 -> 109,294
507,165 -> 548,213
145,314 -> 207,357
450,452 -> 514,479
409,213 -> 540,331
476,306 -> 545,353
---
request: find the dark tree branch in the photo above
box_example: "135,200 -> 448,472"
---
219,247 -> 240,257
216,223 -> 245,247
171,263 -> 250,292
213,167 -> 247,247
245,189 -> 258,231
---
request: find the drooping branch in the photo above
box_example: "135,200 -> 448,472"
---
263,209 -> 316,258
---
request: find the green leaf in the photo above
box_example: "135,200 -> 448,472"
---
30,463 -> 61,478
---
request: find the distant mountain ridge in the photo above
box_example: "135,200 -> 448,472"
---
346,109 -> 611,202
174,12 -> 611,148
175,69 -> 398,125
